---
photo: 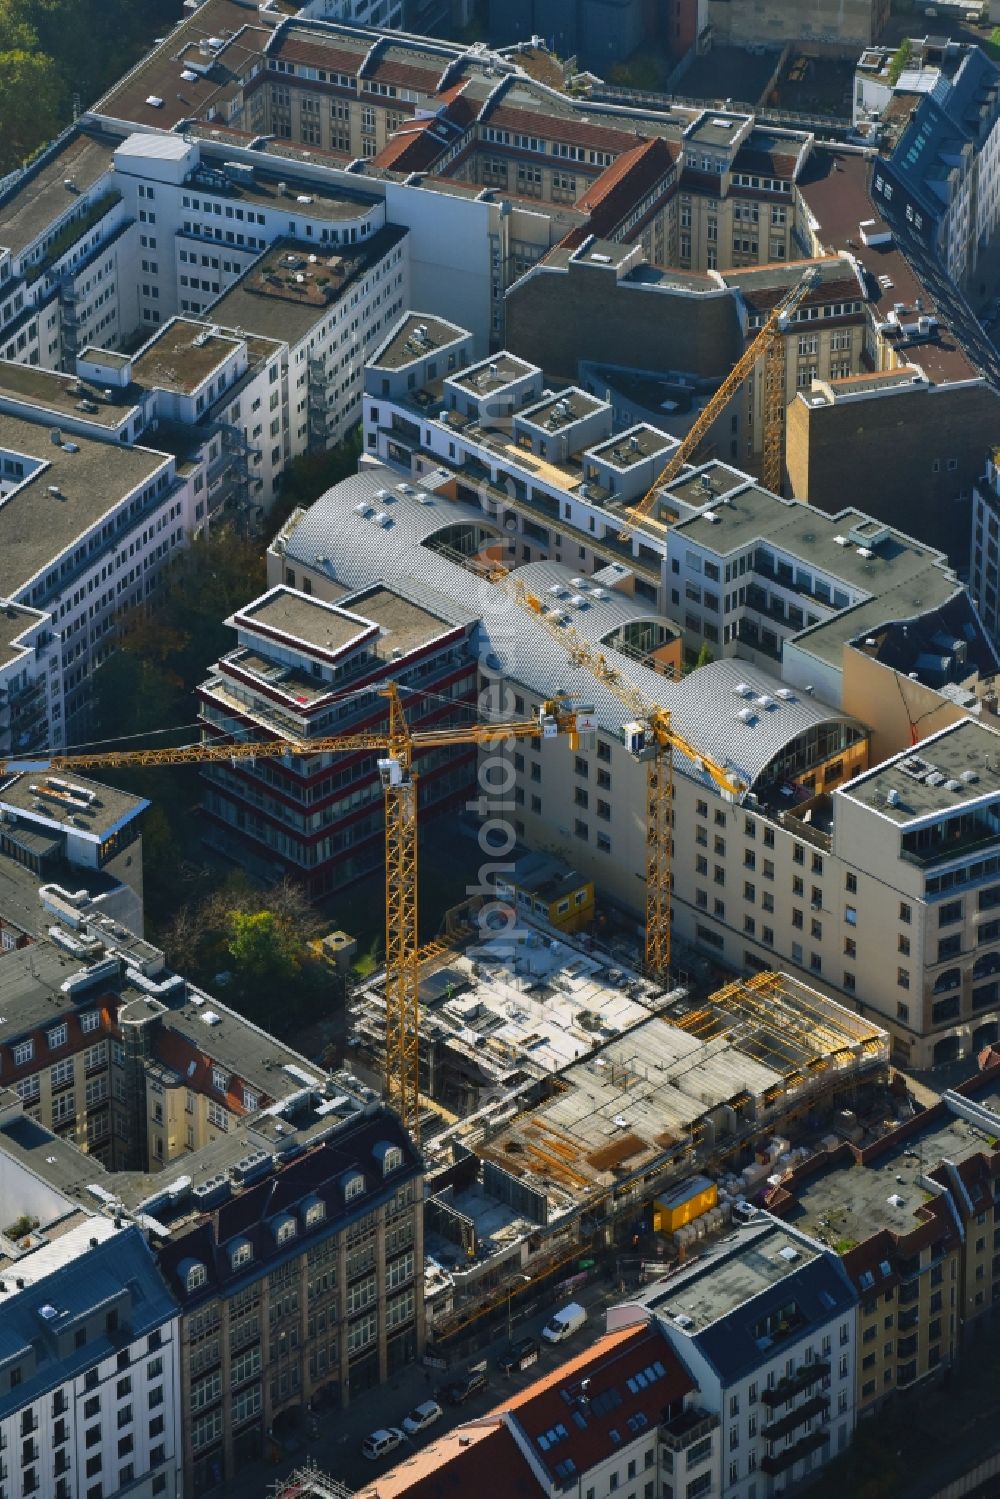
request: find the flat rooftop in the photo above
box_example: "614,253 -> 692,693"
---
0,361 -> 135,429
205,228 -> 407,345
646,1218 -> 821,1333
0,772 -> 147,840
371,312 -> 470,371
838,717 -> 1000,824
786,1078 -> 1000,1256
685,111 -> 750,150
0,414 -> 168,597
520,388 -> 605,432
241,588 -> 372,656
670,467 -> 944,588
450,354 -> 536,396
590,425 -> 675,468
94,0 -> 273,131
132,320 -> 241,395
0,128 -> 118,258
344,584 -> 459,658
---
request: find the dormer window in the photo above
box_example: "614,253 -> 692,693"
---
47,1023 -> 68,1050
183,1260 -> 207,1293
273,1216 -> 296,1245
303,1198 -> 325,1229
212,1066 -> 229,1093
373,1140 -> 403,1177
344,1173 -> 365,1203
242,1087 -> 259,1112
230,1239 -> 252,1271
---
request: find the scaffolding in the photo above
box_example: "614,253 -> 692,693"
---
271,1463 -> 353,1499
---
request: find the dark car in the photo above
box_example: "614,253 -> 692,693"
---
444,1367 -> 489,1404
497,1336 -> 540,1376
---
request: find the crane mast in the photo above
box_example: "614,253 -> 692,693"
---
0,685 -> 587,1137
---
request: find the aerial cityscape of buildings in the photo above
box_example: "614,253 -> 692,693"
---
3,0 -> 1000,1496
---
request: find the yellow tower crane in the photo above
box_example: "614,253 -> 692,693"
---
0,684 -> 590,1136
618,265 -> 820,540
490,574 -> 746,979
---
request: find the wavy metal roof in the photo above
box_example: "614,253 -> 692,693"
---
280,466 -> 855,790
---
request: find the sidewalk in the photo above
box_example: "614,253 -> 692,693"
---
226,1275 -> 630,1497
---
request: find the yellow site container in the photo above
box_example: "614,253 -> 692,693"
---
655,1176 -> 718,1233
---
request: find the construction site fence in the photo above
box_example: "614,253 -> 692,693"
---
925,1447 -> 1000,1499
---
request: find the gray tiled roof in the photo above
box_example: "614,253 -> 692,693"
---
280,467 -> 857,790
0,1226 -> 177,1419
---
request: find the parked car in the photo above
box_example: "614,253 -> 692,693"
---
361,1428 -> 405,1461
541,1301 -> 588,1344
444,1366 -> 489,1404
498,1336 -> 541,1375
402,1400 -> 443,1436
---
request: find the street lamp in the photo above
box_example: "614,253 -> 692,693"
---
507,1273 -> 531,1345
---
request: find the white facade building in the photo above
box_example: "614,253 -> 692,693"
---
0,1139 -> 182,1499
612,1217 -> 858,1499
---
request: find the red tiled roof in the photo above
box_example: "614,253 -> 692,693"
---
354,1420 -> 540,1499
499,1323 -> 693,1482
273,34 -> 366,74
487,103 -> 639,154
579,137 -> 678,236
365,58 -> 442,93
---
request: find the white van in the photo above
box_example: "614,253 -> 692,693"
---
541,1300 -> 588,1344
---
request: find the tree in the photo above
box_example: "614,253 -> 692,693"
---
0,49 -> 61,171
694,642 -> 715,670
227,909 -> 303,990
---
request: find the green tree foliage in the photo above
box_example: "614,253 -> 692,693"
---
0,50 -> 61,170
0,0 -> 182,172
228,909 -> 302,986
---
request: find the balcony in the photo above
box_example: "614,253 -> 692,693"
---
761,1395 -> 829,1443
762,1427 -> 830,1476
660,1409 -> 719,1453
761,1361 -> 830,1407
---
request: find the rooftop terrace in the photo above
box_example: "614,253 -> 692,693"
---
206,228 -> 407,344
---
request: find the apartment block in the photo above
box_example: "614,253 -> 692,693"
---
769,1067 -> 1000,1411
196,581 -> 478,894
621,1215 -> 859,1499
0,418 -> 198,743
868,43 -> 1000,292
0,881 -> 424,1495
0,1169 -> 182,1499
791,148 -> 1000,565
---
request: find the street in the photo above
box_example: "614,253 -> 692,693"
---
226,1273 -> 637,1497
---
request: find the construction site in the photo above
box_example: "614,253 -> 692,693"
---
346,911 -> 891,1342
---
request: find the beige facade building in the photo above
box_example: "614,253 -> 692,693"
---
273,460 -> 1000,1069
770,1069 -> 1000,1411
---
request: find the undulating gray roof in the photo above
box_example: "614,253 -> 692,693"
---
280,467 -> 857,790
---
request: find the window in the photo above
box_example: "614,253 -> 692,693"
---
48,1023 -> 68,1050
